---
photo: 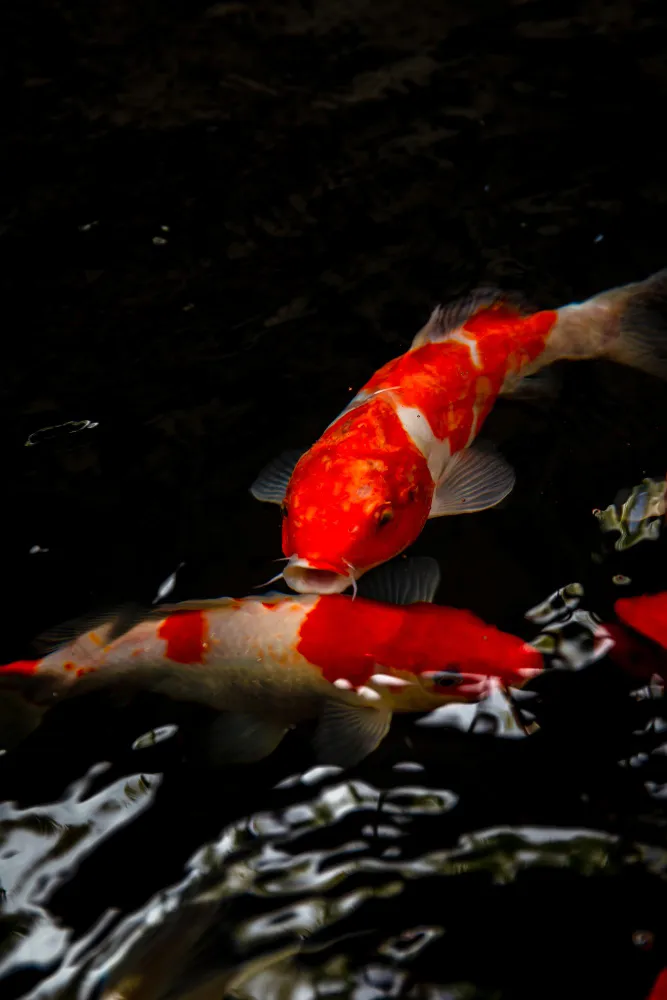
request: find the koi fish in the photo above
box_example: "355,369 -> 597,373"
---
251,269 -> 667,594
646,969 -> 667,1000
614,591 -> 667,655
526,582 -> 667,685
0,558 -> 542,767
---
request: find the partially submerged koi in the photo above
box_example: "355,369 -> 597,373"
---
646,969 -> 667,1000
252,269 -> 667,594
526,582 -> 667,685
614,591 -> 667,658
0,558 -> 542,767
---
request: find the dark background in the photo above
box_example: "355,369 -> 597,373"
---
2,2 -> 667,998
2,0 -> 667,657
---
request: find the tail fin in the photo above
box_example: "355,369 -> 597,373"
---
556,268 -> 667,378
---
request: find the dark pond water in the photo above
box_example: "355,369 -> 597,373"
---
3,1 -> 667,997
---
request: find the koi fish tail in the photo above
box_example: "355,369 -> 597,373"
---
552,267 -> 667,378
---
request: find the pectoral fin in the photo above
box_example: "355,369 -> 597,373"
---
313,700 -> 391,767
499,369 -> 561,400
357,556 -> 441,605
250,449 -> 307,504
429,444 -> 515,517
206,712 -> 288,765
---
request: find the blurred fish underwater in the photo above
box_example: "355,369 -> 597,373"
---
5,0 -> 667,998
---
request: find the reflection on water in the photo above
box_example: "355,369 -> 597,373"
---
2,766 -> 617,998
14,759 -> 665,1000
595,477 -> 665,552
3,640 -> 667,1000
0,765 -> 160,981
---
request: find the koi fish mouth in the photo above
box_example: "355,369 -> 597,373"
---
284,557 -> 354,595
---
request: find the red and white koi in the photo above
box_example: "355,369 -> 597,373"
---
252,269 -> 667,594
614,591 -> 667,660
0,558 -> 542,767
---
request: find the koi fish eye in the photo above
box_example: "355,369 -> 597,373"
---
376,506 -> 394,528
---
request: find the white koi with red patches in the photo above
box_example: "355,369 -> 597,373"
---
0,556 -> 544,771
0,559 -> 541,752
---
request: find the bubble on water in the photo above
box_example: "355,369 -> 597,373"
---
613,574 -> 631,586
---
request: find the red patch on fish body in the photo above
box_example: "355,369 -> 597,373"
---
296,595 -> 407,686
0,659 -> 39,676
297,597 -> 542,688
614,593 -> 667,652
388,602 -> 543,685
360,303 -> 558,451
603,622 -> 666,682
463,304 -> 557,367
158,611 -> 206,664
647,970 -> 667,1000
363,343 -> 478,451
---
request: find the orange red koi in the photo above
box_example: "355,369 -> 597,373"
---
252,270 -> 667,594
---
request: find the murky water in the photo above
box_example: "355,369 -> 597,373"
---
3,1 -> 667,997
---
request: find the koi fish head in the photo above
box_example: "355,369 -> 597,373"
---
281,448 -> 432,594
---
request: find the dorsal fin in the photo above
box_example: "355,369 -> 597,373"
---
151,592 -> 292,616
411,288 -> 530,348
147,597 -> 239,616
32,602 -> 145,657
